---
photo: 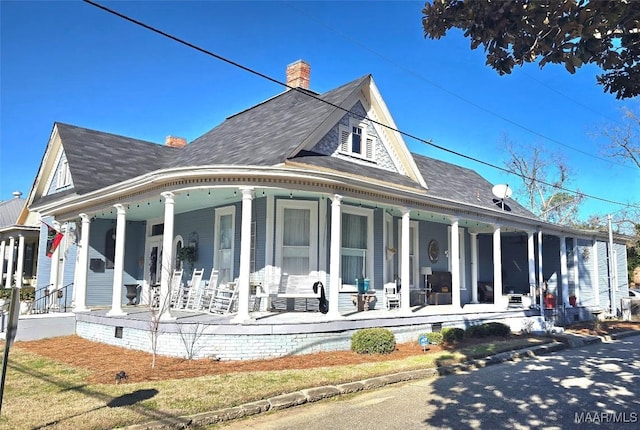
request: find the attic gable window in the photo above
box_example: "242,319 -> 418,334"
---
339,120 -> 375,161
56,160 -> 71,189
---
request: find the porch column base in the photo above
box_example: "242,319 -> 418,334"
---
106,309 -> 127,317
159,309 -> 175,321
231,314 -> 252,324
73,306 -> 91,313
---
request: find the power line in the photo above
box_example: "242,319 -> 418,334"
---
285,1 -> 633,170
82,0 -> 640,210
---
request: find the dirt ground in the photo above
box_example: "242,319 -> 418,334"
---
13,321 -> 640,385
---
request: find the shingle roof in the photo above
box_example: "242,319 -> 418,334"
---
413,153 -> 537,218
289,151 -> 422,190
0,197 -> 24,228
43,75 -> 538,222
56,123 -> 180,194
172,76 -> 370,167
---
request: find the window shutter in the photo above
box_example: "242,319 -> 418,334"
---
366,137 -> 374,159
340,128 -> 349,152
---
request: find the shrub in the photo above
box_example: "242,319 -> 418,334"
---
351,328 -> 396,354
483,322 -> 511,337
465,322 -> 512,338
441,327 -> 464,343
20,287 -> 35,301
419,332 -> 443,345
0,289 -> 12,300
465,324 -> 488,338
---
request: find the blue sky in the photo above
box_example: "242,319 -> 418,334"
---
1,1 -> 638,220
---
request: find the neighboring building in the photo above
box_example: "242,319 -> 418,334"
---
18,61 -> 629,358
0,191 -> 39,289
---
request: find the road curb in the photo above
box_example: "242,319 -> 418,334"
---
126,331 -> 640,429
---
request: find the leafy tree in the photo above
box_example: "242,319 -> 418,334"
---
503,139 -> 584,224
422,0 -> 640,99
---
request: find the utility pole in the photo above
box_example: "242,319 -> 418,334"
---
607,214 -> 616,315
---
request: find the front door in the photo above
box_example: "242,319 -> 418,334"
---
147,237 -> 163,286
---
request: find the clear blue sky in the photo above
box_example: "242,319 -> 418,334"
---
1,1 -> 638,221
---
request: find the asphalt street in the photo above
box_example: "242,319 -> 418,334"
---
215,336 -> 640,429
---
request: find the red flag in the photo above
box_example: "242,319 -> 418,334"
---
44,223 -> 64,257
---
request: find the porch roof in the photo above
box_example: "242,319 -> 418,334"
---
414,154 -> 538,220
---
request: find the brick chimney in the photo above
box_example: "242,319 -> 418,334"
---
286,60 -> 311,90
165,136 -> 187,148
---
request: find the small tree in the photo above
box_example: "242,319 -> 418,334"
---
504,139 -> 584,224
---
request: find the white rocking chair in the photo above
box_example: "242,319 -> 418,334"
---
168,269 -> 184,309
383,282 -> 400,310
184,268 -> 205,310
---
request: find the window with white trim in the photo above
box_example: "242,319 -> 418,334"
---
339,120 -> 375,160
275,200 -> 318,276
341,206 -> 374,289
215,206 -> 235,284
56,159 -> 71,189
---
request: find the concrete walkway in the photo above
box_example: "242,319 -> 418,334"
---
126,330 -> 640,430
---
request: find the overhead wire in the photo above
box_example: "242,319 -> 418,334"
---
285,1 -> 633,169
82,0 -> 639,210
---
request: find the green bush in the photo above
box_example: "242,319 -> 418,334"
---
0,289 -> 12,300
419,332 -> 443,345
465,324 -> 488,338
351,328 -> 396,354
483,322 -> 511,337
441,327 -> 464,343
465,322 -> 512,338
20,287 -> 35,301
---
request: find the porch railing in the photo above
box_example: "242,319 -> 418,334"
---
31,283 -> 73,314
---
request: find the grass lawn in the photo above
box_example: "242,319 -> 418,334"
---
0,335 -> 550,430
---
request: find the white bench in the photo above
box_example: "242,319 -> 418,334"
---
275,274 -> 321,311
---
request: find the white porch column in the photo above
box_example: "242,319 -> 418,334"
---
6,237 -> 15,288
328,194 -> 342,318
232,187 -> 254,323
537,229 -> 544,309
527,231 -> 536,300
450,217 -> 461,308
573,238 -> 580,304
492,225 -> 503,305
592,237 -> 600,306
48,222 -> 62,291
73,213 -> 91,312
107,204 -> 127,316
159,192 -> 176,321
400,208 -> 411,314
470,232 -> 479,304
0,240 -> 6,288
560,235 -> 569,307
15,235 -> 25,289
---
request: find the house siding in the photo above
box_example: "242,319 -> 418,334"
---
597,241 -> 611,310
45,151 -> 74,196
311,101 -> 399,174
35,223 -> 53,291
614,241 -> 629,310
577,238 -> 595,306
86,219 -> 145,306
174,207 -> 216,277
